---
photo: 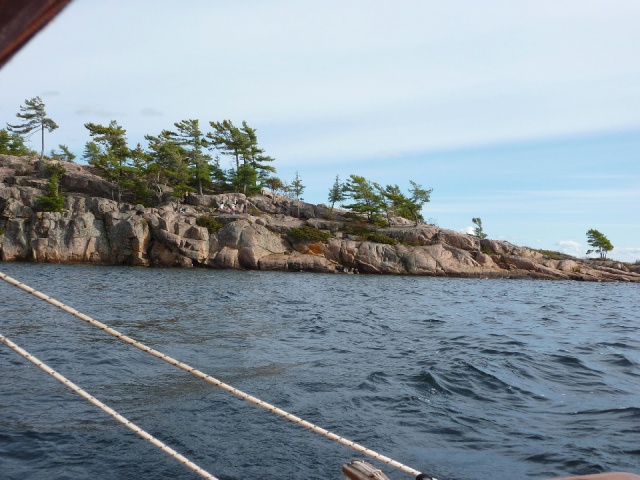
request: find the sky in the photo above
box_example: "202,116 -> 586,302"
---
1,0 -> 639,261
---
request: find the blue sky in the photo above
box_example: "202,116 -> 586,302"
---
1,1 -> 638,261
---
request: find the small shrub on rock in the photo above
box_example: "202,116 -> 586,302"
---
196,216 -> 223,233
288,226 -> 331,243
402,240 -> 422,247
481,246 -> 496,255
366,233 -> 398,245
343,225 -> 373,238
34,195 -> 64,213
535,249 -> 567,260
34,173 -> 65,213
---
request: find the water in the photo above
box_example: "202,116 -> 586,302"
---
0,263 -> 638,480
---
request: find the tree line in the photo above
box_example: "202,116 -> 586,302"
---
82,118 -> 279,203
0,97 -> 292,204
2,97 -> 436,226
1,97 -> 622,256
328,174 -> 432,226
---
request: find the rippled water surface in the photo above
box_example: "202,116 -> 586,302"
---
1,263 -> 639,480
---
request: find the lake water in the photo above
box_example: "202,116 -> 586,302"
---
0,263 -> 638,480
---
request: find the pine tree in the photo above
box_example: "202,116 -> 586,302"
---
375,183 -> 405,226
289,171 -> 305,217
374,181 -> 432,226
168,119 -> 211,195
208,120 -> 276,194
586,229 -> 613,259
472,217 -> 488,239
35,163 -> 66,212
83,121 -> 134,202
207,120 -> 247,169
327,175 -> 345,214
405,181 -> 432,226
144,130 -> 190,202
7,97 -> 58,161
289,171 -> 305,200
342,175 -> 384,223
50,144 -> 76,162
264,177 -> 287,195
0,128 -> 33,156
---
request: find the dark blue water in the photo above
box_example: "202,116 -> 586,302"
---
0,264 -> 638,480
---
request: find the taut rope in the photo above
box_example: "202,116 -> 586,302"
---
0,270 -> 434,479
0,332 -> 218,480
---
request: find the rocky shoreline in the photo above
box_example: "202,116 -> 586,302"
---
1,154 -> 639,282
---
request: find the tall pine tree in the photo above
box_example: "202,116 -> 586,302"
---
83,121 -> 134,202
167,119 -> 211,195
7,96 -> 58,161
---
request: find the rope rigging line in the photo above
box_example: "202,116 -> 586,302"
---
0,270 -> 434,480
0,332 -> 218,480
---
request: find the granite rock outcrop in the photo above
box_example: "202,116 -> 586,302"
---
1,155 -> 638,282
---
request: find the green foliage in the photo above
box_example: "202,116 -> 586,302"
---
82,141 -> 101,164
375,183 -> 404,226
207,119 -> 247,168
341,175 -> 384,222
76,117 -> 283,204
289,171 -> 305,200
7,96 -> 58,161
342,225 -> 399,245
405,181 -> 433,224
143,130 -> 189,201
196,216 -> 223,233
472,217 -> 487,239
207,120 -> 276,195
50,144 -> 76,162
0,128 -> 34,156
44,161 -> 67,179
375,181 -> 432,226
167,119 -> 212,195
328,175 -> 345,212
481,246 -> 496,255
342,225 -> 374,237
366,233 -> 398,245
288,226 -> 331,243
401,240 -> 422,247
371,214 -> 388,228
342,175 -> 432,225
586,228 -> 613,259
535,249 -> 567,260
230,163 -> 261,195
263,176 -> 287,195
0,228 -> 4,236
35,173 -> 65,213
84,121 -> 137,202
35,193 -> 65,213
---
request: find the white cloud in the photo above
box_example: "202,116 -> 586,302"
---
557,240 -> 582,257
461,226 -> 475,235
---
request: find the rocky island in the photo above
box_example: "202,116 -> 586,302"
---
1,154 -> 638,282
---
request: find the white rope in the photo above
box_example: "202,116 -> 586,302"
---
0,332 -> 218,480
0,270 -> 432,479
